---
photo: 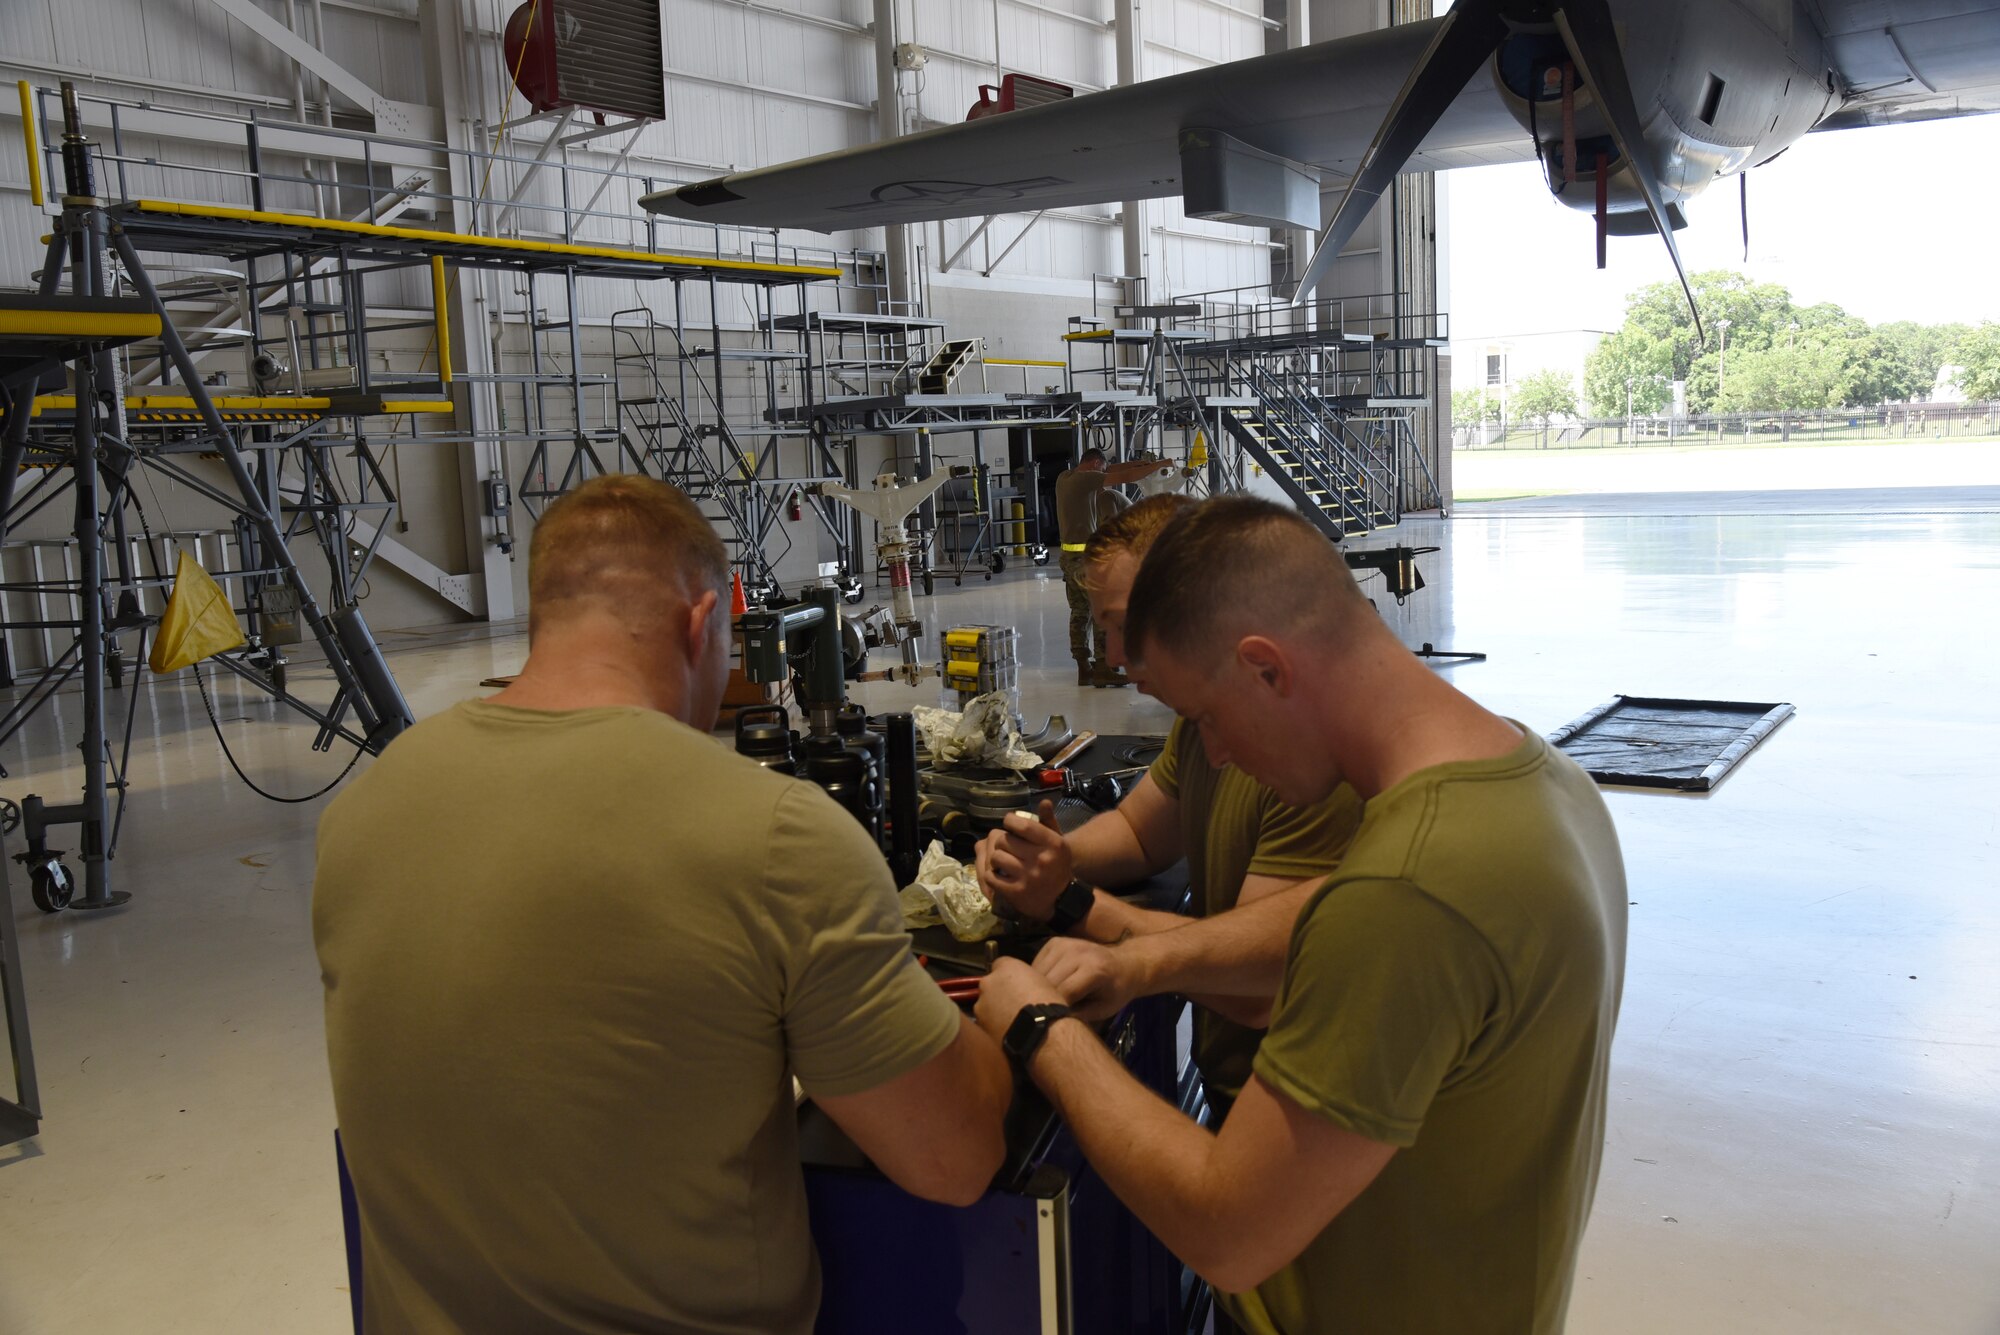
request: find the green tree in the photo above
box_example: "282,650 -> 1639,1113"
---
1864,320 -> 1972,403
1714,340 -> 1851,412
1512,368 -> 1578,428
1583,328 -> 1674,417
1450,386 -> 1501,426
1955,323 -> 2000,401
1621,270 -> 1796,399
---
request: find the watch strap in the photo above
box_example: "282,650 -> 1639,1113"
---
1004,1003 -> 1074,1066
1044,879 -> 1096,936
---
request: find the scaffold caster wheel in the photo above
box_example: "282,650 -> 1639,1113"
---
0,798 -> 20,835
106,650 -> 124,690
29,859 -> 75,913
270,660 -> 287,695
922,570 -> 935,597
1030,545 -> 1051,567
987,551 -> 1006,576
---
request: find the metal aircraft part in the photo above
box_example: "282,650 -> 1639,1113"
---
643,0 -> 2000,320
644,22 -> 1529,231
810,468 -> 973,685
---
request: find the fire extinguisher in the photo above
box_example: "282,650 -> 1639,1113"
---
787,489 -> 803,522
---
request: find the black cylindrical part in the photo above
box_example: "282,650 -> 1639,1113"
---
59,83 -> 95,199
332,606 -> 413,748
801,733 -> 882,845
734,704 -> 797,776
886,712 -> 920,887
836,704 -> 887,800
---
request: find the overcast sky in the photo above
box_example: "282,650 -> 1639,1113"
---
1441,114 -> 2000,340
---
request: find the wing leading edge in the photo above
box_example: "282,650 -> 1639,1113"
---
642,21 -> 1532,233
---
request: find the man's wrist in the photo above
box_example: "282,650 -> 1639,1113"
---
1021,1010 -> 1092,1084
1079,891 -> 1133,944
1045,878 -> 1097,935
1117,930 -> 1170,998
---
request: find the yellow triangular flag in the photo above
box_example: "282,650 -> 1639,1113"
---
148,550 -> 248,675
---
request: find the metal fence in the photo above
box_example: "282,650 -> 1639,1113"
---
1456,402 -> 2000,450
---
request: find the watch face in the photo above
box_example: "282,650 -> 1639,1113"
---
1006,1004 -> 1069,1063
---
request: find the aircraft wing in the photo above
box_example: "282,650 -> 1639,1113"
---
1813,0 -> 2000,130
643,20 -> 1533,232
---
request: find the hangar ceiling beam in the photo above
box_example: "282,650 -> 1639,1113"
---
203,0 -> 386,114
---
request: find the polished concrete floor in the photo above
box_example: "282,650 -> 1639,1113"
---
2,488 -> 1996,1332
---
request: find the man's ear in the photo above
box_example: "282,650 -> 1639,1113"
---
686,588 -> 721,653
1236,635 -> 1292,697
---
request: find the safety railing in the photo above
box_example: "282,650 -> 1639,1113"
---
20,84 -> 881,283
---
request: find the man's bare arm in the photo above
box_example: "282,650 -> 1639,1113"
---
1068,774 -> 1181,886
977,780 -> 1185,925
1102,458 -> 1167,486
975,966 -> 1394,1291
1035,876 -> 1322,1023
813,1015 -> 1013,1207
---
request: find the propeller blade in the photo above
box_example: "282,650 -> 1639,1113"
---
1291,1 -> 1510,304
1553,1 -> 1706,344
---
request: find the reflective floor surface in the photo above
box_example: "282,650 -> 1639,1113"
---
1,487 -> 1996,1333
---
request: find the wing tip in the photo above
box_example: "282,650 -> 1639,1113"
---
640,178 -> 744,218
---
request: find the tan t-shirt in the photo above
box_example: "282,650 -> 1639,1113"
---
1222,727 -> 1628,1335
1054,467 -> 1109,545
1150,718 -> 1362,1099
314,700 -> 961,1335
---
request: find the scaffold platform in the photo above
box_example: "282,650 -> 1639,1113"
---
110,201 -> 843,284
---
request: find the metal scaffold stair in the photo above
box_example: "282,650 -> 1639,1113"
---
1219,385 -> 1397,539
916,339 -> 982,394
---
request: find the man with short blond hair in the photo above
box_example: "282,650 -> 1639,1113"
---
317,474 -> 1011,1335
978,493 -> 1361,1121
978,495 -> 1626,1334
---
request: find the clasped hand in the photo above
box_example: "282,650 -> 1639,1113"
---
974,799 -> 1073,921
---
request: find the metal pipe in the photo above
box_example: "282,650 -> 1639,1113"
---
887,711 -> 920,888
871,0 -> 916,313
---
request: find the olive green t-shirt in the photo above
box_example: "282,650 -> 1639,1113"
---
1220,727 -> 1627,1335
1150,718 -> 1363,1100
314,700 -> 961,1335
1054,467 -> 1109,545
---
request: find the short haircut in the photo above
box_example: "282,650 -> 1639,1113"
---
1084,491 -> 1195,569
528,474 -> 728,634
1124,496 -> 1371,667
1078,447 -> 1106,466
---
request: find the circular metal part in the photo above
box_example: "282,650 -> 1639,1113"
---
29,860 -> 75,913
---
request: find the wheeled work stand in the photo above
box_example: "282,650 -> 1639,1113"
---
0,84 -> 412,914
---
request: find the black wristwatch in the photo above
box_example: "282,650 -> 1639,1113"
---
1003,1003 -> 1075,1066
1043,879 -> 1096,936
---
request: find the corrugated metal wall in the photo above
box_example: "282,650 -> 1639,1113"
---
4,0 -> 1274,315
0,0 -> 1294,622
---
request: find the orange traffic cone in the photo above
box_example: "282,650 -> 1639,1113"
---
730,570 -> 748,616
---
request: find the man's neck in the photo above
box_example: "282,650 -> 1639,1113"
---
1316,647 -> 1524,799
489,619 -> 689,721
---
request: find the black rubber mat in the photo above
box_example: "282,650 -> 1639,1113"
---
1546,696 -> 1795,792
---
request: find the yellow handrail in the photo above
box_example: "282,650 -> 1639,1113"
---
17,82 -> 43,208
430,254 -> 452,386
